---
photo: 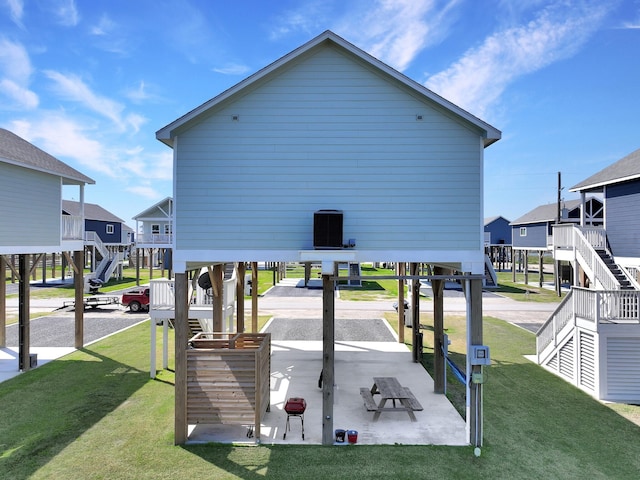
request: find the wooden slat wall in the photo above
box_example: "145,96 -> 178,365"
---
186,333 -> 270,428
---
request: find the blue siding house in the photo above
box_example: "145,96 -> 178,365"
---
156,30 -> 501,446
537,147 -> 640,403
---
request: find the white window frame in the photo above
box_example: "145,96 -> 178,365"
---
151,224 -> 160,235
519,227 -> 527,237
106,224 -> 114,235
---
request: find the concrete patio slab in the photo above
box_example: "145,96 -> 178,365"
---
187,340 -> 468,446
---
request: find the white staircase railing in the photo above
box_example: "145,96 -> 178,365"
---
553,224 -> 620,290
84,231 -> 109,259
537,289 -> 574,360
537,287 -> 640,362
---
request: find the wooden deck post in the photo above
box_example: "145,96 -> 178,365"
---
538,250 -> 544,287
174,272 -> 189,444
18,254 -> 30,371
432,266 -> 445,393
468,278 -> 484,447
322,267 -> 335,446
135,248 -> 140,286
74,249 -> 84,349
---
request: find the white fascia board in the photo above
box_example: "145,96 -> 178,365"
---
569,173 -> 640,192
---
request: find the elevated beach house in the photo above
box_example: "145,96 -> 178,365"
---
156,31 -> 501,445
538,147 -> 640,402
0,128 -> 94,372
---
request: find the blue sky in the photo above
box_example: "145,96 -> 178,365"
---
1,0 -> 639,228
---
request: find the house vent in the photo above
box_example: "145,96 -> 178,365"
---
313,210 -> 343,249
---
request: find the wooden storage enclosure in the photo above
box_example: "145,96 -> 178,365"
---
186,332 -> 271,439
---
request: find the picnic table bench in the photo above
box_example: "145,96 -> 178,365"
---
360,377 -> 423,422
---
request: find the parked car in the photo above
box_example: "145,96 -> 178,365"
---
121,287 -> 150,312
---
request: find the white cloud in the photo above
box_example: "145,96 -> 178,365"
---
341,0 -> 462,71
0,38 -> 38,109
4,0 -> 24,26
0,79 -> 38,109
126,185 -> 162,199
43,70 -> 145,132
425,1 -> 610,118
270,0 -> 461,72
51,0 -> 79,27
90,14 -> 114,36
9,115 -> 109,175
213,63 -> 252,75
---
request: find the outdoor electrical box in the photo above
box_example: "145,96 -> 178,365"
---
470,345 -> 491,365
313,210 -> 343,249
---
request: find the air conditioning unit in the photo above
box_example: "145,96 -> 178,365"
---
313,210 -> 343,249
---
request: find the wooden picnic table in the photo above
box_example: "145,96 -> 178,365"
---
360,376 -> 423,422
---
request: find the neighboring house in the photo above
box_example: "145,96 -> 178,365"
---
62,200 -> 132,282
537,147 -> 640,403
510,198 -> 603,251
484,216 -> 511,247
133,196 -> 173,247
0,127 -> 94,370
155,31 -> 501,445
132,197 -> 173,277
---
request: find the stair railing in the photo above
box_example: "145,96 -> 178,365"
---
572,226 -> 620,290
536,289 -> 574,361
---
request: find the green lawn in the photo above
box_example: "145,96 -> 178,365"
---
1,315 -> 639,479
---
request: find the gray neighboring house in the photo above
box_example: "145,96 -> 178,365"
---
537,147 -> 640,403
0,127 -> 94,371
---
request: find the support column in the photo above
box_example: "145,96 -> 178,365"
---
136,248 -> 140,286
397,262 -> 405,344
18,254 -> 30,371
74,250 -> 84,349
236,263 -> 246,333
0,256 -> 6,347
174,272 -> 189,444
212,264 -> 224,332
432,266 -> 445,393
467,278 -> 484,447
251,262 -> 258,333
321,267 -> 335,446
410,263 -> 420,363
538,250 -> 544,287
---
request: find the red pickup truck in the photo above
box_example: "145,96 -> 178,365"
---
121,288 -> 150,312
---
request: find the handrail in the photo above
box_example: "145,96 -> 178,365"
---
536,289 -> 574,357
553,224 -> 619,290
537,287 -> 640,359
84,231 -> 109,258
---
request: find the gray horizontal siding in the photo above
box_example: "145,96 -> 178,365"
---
606,180 -> 640,258
0,163 -> 60,247
175,46 -> 483,252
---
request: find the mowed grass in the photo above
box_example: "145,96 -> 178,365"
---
1,315 -> 639,479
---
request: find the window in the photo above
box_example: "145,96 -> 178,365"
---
151,224 -> 160,235
164,224 -> 172,234
106,224 -> 114,234
519,227 -> 527,237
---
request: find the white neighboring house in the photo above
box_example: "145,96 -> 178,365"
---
132,197 -> 173,274
538,147 -> 640,403
0,127 -> 94,370
155,30 -> 501,445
